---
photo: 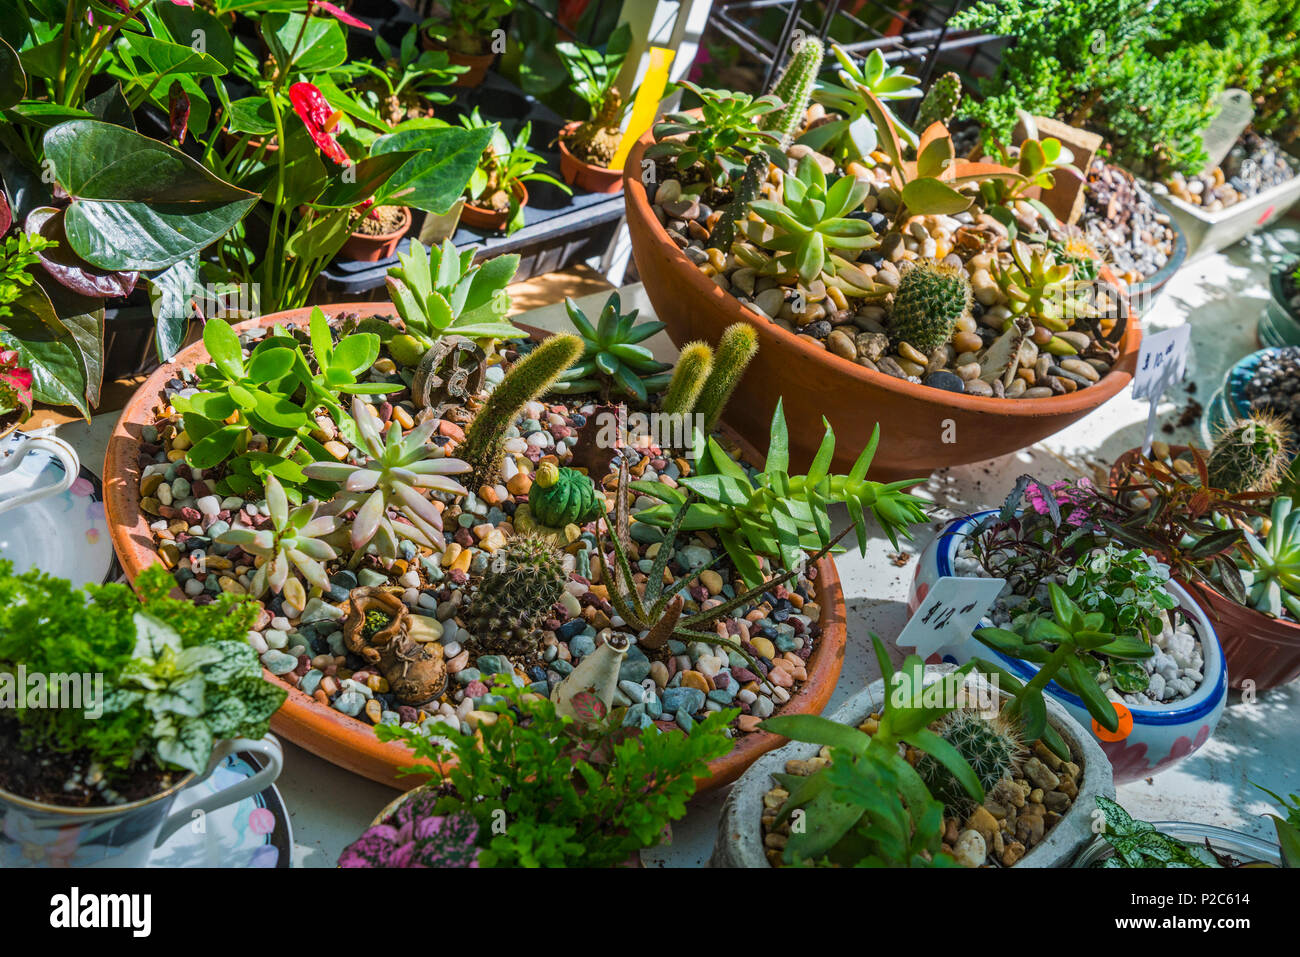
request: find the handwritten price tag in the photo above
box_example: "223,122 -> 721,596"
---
897,576 -> 1007,660
1131,325 -> 1191,455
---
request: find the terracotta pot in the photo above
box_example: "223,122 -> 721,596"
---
420,33 -> 494,87
558,122 -> 624,194
622,129 -> 1143,481
338,206 -> 411,262
1109,445 -> 1300,693
460,182 -> 527,234
104,304 -> 848,789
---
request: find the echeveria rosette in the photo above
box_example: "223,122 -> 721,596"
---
740,155 -> 878,287
0,349 -> 33,420
289,82 -> 351,166
339,794 -> 480,867
997,240 -> 1100,332
1239,496 -> 1300,620
633,399 -> 929,587
216,474 -> 341,598
303,397 -> 471,559
551,292 -> 672,403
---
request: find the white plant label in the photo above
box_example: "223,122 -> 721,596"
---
897,575 -> 1007,661
1131,324 -> 1191,455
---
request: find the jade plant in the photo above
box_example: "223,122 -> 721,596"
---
551,292 -> 672,403
759,637 -> 983,867
556,24 -> 633,168
373,679 -> 735,867
302,397 -> 473,563
646,82 -> 784,185
635,398 -> 929,587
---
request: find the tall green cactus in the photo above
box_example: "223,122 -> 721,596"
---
762,35 -> 825,148
460,333 -> 583,485
708,153 -> 767,251
662,341 -> 715,416
916,72 -> 962,130
694,323 -> 759,433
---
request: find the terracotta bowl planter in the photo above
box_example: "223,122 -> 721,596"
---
338,206 -> 411,263
622,131 -> 1142,482
558,122 -> 624,194
1110,445 -> 1300,693
104,303 -> 847,789
460,182 -> 527,234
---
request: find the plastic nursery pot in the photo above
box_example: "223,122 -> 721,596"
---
460,181 -> 528,234
1257,261 -> 1300,349
1110,445 -> 1300,693
908,511 -> 1228,784
338,206 -> 412,263
558,122 -> 624,195
621,127 -> 1143,483
0,735 -> 282,868
713,668 -> 1114,868
1072,820 -> 1284,868
103,305 -> 848,790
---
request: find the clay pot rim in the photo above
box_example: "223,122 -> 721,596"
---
464,180 -> 528,217
104,303 -> 847,791
622,126 -> 1141,419
347,204 -> 412,242
558,121 -> 622,175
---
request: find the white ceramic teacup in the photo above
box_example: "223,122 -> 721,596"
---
0,434 -> 80,516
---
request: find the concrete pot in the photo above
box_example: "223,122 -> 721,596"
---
711,667 -> 1113,867
622,127 -> 1142,481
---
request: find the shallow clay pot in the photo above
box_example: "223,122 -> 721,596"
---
622,129 -> 1143,481
712,667 -> 1113,868
558,122 -> 624,194
1110,445 -> 1300,693
104,304 -> 847,790
339,206 -> 411,262
460,181 -> 527,234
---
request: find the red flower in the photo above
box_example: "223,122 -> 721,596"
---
289,82 -> 351,166
312,2 -> 372,29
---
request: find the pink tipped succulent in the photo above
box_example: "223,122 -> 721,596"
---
303,397 -> 470,560
0,349 -> 33,420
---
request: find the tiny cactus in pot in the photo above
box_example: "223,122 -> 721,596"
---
888,259 -> 972,354
1208,411 -> 1294,494
465,534 -> 568,659
916,709 -> 1025,812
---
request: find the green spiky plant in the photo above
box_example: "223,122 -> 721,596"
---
996,239 -> 1101,332
661,341 -> 714,417
740,154 -> 878,287
888,259 -> 973,353
915,709 -> 1025,812
529,461 -> 605,528
1238,496 -> 1300,619
302,397 -> 472,565
385,240 -> 523,366
1208,412 -> 1294,494
465,534 -> 567,658
459,333 -> 584,486
693,323 -> 758,433
551,293 -> 672,403
645,83 -> 784,185
216,474 -> 341,602
803,45 -> 923,162
916,72 -> 962,130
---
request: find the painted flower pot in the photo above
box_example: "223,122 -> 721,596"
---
1111,445 -> 1300,693
712,667 -> 1114,868
460,182 -> 528,234
558,122 -> 624,194
1257,262 -> 1300,349
0,736 -> 281,868
1072,820 -> 1284,867
103,304 -> 848,790
339,205 -> 411,263
907,512 -> 1228,784
621,129 -> 1142,482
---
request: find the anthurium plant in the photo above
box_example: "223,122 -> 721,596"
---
455,107 -> 570,232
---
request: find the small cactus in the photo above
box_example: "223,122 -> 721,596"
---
661,341 -> 715,416
916,709 -> 1025,812
916,72 -> 962,130
1208,411 -> 1294,494
708,153 -> 768,251
888,259 -> 972,353
459,333 -> 584,486
465,534 -> 568,660
762,35 -> 825,148
529,462 -> 605,528
694,323 -> 759,434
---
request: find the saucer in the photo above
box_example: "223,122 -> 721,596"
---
148,750 -> 293,868
0,432 -> 116,587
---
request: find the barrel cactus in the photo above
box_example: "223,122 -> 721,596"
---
1208,411 -> 1294,494
888,259 -> 972,353
528,461 -> 605,528
916,709 -> 1024,811
465,535 -> 568,658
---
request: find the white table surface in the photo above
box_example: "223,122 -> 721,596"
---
44,223 -> 1300,867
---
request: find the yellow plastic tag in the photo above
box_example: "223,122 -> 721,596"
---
610,46 -> 676,173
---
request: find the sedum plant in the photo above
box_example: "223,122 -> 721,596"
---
1238,496 -> 1300,619
385,240 -> 523,365
303,398 -> 472,562
646,82 -> 784,185
551,292 -> 672,403
216,475 -> 341,601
